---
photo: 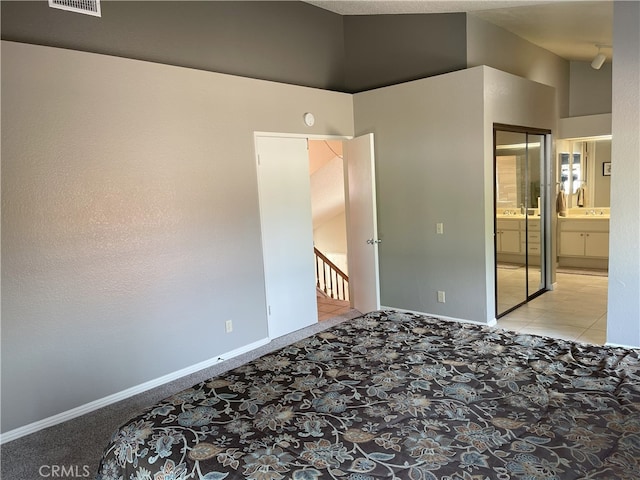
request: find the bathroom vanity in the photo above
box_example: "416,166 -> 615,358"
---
558,213 -> 609,269
496,216 -> 541,265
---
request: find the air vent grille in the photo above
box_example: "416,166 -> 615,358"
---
49,0 -> 101,17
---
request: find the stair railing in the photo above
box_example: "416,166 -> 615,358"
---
314,247 -> 349,301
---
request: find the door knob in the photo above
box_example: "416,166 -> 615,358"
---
367,239 -> 382,244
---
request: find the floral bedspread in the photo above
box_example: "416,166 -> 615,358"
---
97,310 -> 640,480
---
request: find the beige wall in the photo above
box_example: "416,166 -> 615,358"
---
314,212 -> 348,266
314,211 -> 348,253
1,40 -> 354,434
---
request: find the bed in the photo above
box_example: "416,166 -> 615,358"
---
96,310 -> 640,480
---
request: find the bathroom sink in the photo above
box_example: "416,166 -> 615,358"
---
569,211 -> 609,217
562,214 -> 610,220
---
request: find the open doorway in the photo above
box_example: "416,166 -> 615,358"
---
555,136 -> 611,274
309,139 -> 351,321
494,132 -> 609,343
308,140 -> 352,320
255,133 -> 379,339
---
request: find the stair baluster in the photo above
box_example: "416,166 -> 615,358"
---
313,247 -> 349,302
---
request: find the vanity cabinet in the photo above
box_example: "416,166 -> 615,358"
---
584,233 -> 609,257
496,218 -> 542,257
524,219 -> 541,258
496,219 -> 521,254
558,219 -> 609,266
560,231 -> 609,257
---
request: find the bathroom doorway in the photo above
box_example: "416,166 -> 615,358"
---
494,125 -> 551,318
555,136 -> 611,274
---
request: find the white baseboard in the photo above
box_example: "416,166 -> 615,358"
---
0,338 -> 270,445
605,341 -> 640,349
379,305 -> 495,327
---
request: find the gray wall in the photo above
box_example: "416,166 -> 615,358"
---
354,69 -> 486,321
343,13 -> 467,92
569,61 -> 613,117
0,1 -> 579,109
593,139 -> 612,208
466,14 -> 570,118
353,67 -> 555,323
607,1 -> 640,347
0,1 -> 347,91
0,2 -> 473,94
1,40 -> 354,434
2,0 -> 635,439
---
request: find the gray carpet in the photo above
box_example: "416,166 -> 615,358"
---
0,311 -> 361,480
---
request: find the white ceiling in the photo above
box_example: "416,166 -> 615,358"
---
304,0 -> 613,62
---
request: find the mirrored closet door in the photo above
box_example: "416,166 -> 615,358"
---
494,125 -> 549,318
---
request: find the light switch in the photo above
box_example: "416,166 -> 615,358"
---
436,223 -> 444,234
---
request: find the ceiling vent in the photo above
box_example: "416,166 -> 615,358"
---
48,0 -> 101,17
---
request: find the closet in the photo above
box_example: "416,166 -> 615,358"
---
494,125 -> 550,317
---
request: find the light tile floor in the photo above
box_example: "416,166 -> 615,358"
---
496,271 -> 608,344
317,272 -> 608,344
317,291 -> 353,321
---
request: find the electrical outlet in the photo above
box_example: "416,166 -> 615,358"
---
225,320 -> 233,333
436,223 -> 444,234
437,291 -> 446,303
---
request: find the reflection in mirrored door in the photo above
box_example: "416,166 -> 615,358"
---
526,134 -> 545,298
494,126 -> 549,318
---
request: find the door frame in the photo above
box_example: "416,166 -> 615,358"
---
254,131 -> 378,337
493,124 -> 552,319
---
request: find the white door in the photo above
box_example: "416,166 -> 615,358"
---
345,133 -> 381,313
255,136 -> 317,339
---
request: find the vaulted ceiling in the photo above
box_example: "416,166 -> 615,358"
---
305,1 -> 613,62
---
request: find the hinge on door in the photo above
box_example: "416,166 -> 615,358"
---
268,305 -> 271,315
257,154 -> 261,166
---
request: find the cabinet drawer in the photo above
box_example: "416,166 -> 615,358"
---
560,219 -> 609,232
528,231 -> 541,243
522,242 -> 541,254
496,219 -> 521,230
528,219 -> 541,229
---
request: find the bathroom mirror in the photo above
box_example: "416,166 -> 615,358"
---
557,137 -> 611,208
